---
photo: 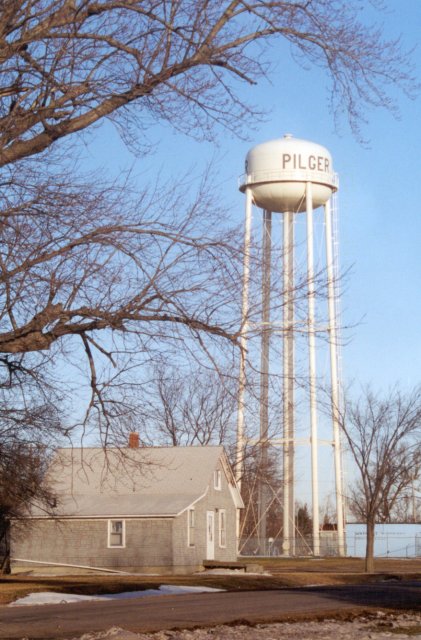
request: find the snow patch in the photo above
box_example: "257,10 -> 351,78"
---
9,592 -> 104,606
9,584 -> 224,607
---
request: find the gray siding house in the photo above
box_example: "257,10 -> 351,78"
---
11,443 -> 243,574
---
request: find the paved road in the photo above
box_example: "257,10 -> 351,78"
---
1,583 -> 420,639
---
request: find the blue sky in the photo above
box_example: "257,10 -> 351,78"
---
82,0 -> 421,396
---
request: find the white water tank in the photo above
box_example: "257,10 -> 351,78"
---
239,134 -> 338,213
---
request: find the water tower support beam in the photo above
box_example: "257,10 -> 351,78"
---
236,187 -> 253,491
282,210 -> 295,556
306,181 -> 320,556
324,198 -> 345,556
258,209 -> 272,553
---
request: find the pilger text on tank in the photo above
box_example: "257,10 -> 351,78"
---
282,153 -> 330,172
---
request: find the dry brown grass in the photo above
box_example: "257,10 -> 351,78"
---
250,556 -> 421,574
2,557 -> 421,606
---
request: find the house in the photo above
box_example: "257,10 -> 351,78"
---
11,440 -> 243,575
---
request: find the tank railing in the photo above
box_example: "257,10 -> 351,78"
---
238,169 -> 339,191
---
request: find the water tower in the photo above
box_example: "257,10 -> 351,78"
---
235,134 -> 345,557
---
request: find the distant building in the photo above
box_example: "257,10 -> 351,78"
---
11,443 -> 243,574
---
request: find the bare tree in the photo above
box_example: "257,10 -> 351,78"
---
141,364 -> 237,446
0,445 -> 57,573
0,158 -> 243,438
0,1 -> 418,438
0,0 -> 416,167
384,475 -> 421,523
339,386 -> 421,573
0,0 -> 414,396
0,394 -> 63,572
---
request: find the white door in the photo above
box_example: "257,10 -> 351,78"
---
206,511 -> 215,560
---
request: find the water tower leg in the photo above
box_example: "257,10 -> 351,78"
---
306,182 -> 320,557
258,209 -> 272,555
282,210 -> 295,556
236,187 -> 253,492
324,199 -> 345,556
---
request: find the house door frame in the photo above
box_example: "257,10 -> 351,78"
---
206,511 -> 215,560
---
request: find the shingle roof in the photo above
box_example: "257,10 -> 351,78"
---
32,445 -> 239,518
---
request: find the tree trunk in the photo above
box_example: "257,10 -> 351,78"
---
0,523 -> 10,575
0,550 -> 10,575
365,519 -> 375,573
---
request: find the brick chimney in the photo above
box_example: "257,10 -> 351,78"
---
128,432 -> 140,449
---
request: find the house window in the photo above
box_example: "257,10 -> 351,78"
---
108,520 -> 125,548
214,469 -> 222,491
188,508 -> 195,546
219,509 -> 226,547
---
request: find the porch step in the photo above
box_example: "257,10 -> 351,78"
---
202,560 -> 264,573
